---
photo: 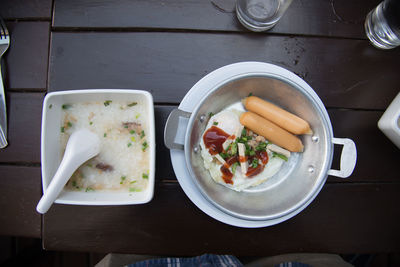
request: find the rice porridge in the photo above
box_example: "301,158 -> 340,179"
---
60,100 -> 149,193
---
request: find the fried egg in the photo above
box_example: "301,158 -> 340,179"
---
200,109 -> 285,192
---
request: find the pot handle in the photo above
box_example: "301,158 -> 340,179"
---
164,108 -> 191,150
327,138 -> 357,178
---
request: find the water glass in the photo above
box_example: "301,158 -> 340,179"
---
236,0 -> 293,32
365,0 -> 400,49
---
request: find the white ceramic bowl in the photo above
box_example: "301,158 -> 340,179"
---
41,89 -> 155,206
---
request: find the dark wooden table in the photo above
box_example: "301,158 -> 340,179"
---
1,0 -> 399,256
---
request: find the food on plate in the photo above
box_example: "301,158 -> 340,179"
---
60,100 -> 150,193
243,96 -> 313,135
240,112 -> 304,152
200,109 -> 289,191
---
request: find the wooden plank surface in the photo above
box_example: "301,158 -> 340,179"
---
52,0 -> 379,39
3,22 -> 50,91
42,182 -> 400,255
0,93 -> 44,163
0,0 -> 52,20
48,32 -> 400,109
0,166 -> 41,238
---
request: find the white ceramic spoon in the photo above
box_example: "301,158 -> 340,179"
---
36,129 -> 100,214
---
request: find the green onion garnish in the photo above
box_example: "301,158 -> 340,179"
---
213,122 -> 218,126
273,152 -> 288,162
130,130 -> 135,134
128,102 -> 137,107
251,158 -> 259,168
142,173 -> 149,179
142,141 -> 148,152
62,104 -> 71,110
140,130 -> 145,139
231,162 -> 239,174
104,100 -> 112,106
61,127 -> 65,133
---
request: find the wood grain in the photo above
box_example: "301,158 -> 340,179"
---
0,0 -> 52,19
52,0 -> 379,39
0,165 -> 41,238
42,182 -> 400,255
3,22 -> 50,91
0,92 -> 44,163
48,32 -> 400,109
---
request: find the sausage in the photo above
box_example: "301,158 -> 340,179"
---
243,96 -> 313,135
239,112 -> 304,152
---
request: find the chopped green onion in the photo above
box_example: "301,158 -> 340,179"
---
231,162 -> 239,174
89,121 -> 93,125
208,112 -> 214,118
104,100 -> 112,106
140,130 -> 145,139
248,92 -> 253,97
273,152 -> 288,162
67,122 -> 72,128
103,133 -> 107,137
142,173 -> 149,179
135,113 -> 140,119
131,136 -> 136,142
251,158 -> 259,168
230,142 -> 238,155
142,141 -> 148,152
62,104 -> 71,110
249,150 -> 256,156
130,130 -> 135,135
256,142 -> 268,151
85,187 -> 94,192
61,127 -> 65,133
219,152 -> 229,159
128,102 -> 137,107
130,181 -> 137,184
124,125 -> 128,129
127,142 -> 132,147
120,176 -> 126,184
213,121 -> 218,126
241,128 -> 247,137
129,188 -> 141,192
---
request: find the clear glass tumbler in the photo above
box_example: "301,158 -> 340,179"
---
236,0 -> 293,32
365,0 -> 400,49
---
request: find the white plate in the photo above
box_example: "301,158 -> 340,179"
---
170,62 -> 320,228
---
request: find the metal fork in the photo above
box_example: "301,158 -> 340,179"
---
0,18 -> 10,148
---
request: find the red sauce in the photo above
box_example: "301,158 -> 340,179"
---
256,151 -> 269,165
225,155 -> 238,167
203,126 -> 230,155
239,156 -> 247,163
246,164 -> 265,177
220,165 -> 233,184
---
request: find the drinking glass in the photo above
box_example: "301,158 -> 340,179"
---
365,0 -> 400,49
236,0 -> 293,32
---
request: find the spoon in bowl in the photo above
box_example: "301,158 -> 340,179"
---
36,129 -> 100,214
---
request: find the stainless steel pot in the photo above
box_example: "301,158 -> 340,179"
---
164,62 -> 357,222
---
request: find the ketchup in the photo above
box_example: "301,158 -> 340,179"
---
225,155 -> 238,166
203,126 -> 230,155
246,164 -> 265,177
220,165 -> 233,184
256,150 -> 269,165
